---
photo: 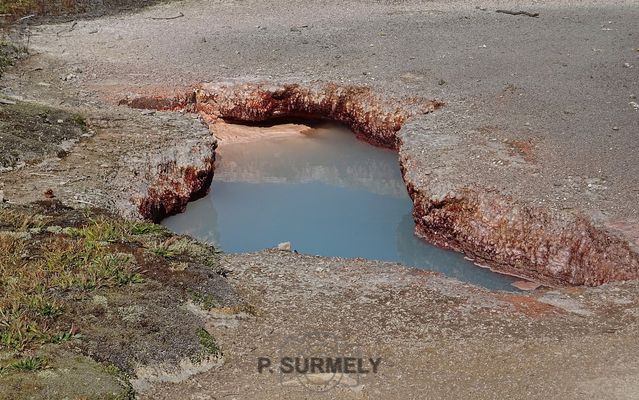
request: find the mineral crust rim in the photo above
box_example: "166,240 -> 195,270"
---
120,81 -> 639,287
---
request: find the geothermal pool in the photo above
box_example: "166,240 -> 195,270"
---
162,123 -> 518,291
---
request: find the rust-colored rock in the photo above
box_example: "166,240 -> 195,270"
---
137,160 -> 215,222
122,81 -> 639,287
123,81 -> 443,149
405,182 -> 639,286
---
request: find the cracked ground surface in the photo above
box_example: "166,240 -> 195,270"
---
0,0 -> 638,398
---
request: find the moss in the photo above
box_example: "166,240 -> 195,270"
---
191,328 -> 221,363
189,291 -> 219,310
0,347 -> 133,399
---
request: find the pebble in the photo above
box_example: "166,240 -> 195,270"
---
46,226 -> 63,234
277,242 -> 292,251
512,280 -> 541,291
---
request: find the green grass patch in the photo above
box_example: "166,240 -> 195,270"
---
128,221 -> 166,235
64,215 -> 167,243
0,221 -> 145,351
150,242 -> 175,258
191,328 -> 221,363
189,291 -> 219,310
0,356 -> 46,375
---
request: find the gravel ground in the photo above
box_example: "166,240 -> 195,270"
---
140,249 -> 639,399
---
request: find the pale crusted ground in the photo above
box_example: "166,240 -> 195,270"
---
140,250 -> 639,400
19,0 -> 639,220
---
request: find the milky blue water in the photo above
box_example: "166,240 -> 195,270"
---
162,124 -> 518,291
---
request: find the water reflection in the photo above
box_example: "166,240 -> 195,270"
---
163,124 -> 517,291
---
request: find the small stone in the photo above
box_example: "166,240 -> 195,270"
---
57,119 -> 64,124
512,280 -> 542,291
438,79 -> 446,86
277,242 -> 291,251
46,226 -> 63,234
623,62 -> 632,68
92,295 -> 108,307
169,262 -> 189,272
141,109 -> 156,116
612,126 -> 619,131
44,189 -> 55,198
0,231 -> 31,240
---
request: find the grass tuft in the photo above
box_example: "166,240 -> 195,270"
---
0,356 -> 46,375
191,328 -> 221,363
0,208 -> 51,231
64,216 -> 167,243
189,291 -> 219,310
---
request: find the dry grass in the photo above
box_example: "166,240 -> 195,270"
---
0,0 -> 77,18
0,207 -> 50,230
0,0 -> 170,20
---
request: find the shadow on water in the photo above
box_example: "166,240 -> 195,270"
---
162,123 -> 519,291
